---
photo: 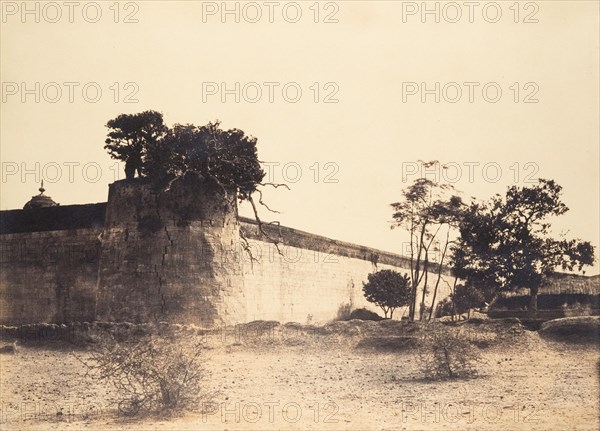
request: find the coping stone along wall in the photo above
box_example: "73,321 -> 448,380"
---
0,203 -> 106,234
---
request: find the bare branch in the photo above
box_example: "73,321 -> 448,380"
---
255,189 -> 280,214
239,226 -> 258,268
259,182 -> 291,190
248,195 -> 283,256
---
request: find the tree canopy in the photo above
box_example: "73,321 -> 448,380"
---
104,111 -> 285,254
452,179 -> 595,314
143,121 -> 265,200
391,163 -> 465,321
104,111 -> 265,202
104,110 -> 168,179
362,269 -> 412,319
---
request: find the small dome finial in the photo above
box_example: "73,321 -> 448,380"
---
23,179 -> 58,210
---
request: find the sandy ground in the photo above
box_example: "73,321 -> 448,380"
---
0,321 -> 598,431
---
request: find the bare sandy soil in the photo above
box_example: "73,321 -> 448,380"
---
1,320 -> 598,431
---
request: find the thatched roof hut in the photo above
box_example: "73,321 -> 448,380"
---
507,273 -> 599,297
490,273 -> 600,321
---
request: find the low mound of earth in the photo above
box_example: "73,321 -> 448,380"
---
538,316 -> 600,343
0,318 -> 597,430
0,318 -> 545,353
354,335 -> 421,351
347,308 -> 384,321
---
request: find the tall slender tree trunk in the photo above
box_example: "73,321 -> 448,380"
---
409,226 -> 425,321
419,259 -> 429,320
529,285 -> 539,318
450,277 -> 458,321
428,230 -> 451,321
408,289 -> 415,321
408,217 -> 416,321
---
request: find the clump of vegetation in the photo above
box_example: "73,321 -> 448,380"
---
391,163 -> 465,321
362,270 -> 411,319
348,308 -> 384,321
104,110 -> 287,253
104,111 -> 266,202
104,110 -> 168,180
435,283 -> 490,320
77,334 -> 204,416
418,324 -> 484,379
335,303 -> 353,321
453,179 -> 595,316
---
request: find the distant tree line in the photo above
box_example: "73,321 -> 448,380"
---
364,161 -> 595,320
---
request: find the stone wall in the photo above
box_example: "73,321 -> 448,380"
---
0,179 -> 457,326
95,175 -> 246,325
239,219 -> 454,323
3,180 -> 592,327
0,228 -> 101,325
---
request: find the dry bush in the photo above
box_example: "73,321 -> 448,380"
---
418,324 -> 484,379
77,334 -> 204,416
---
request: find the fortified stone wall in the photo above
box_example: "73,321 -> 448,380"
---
0,228 -> 101,324
239,219 -> 454,323
95,175 -> 246,325
5,180 -> 592,327
0,179 -> 457,326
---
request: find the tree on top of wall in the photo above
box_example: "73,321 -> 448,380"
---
104,111 -> 288,256
104,110 -> 168,180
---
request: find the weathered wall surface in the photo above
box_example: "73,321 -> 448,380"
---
0,189 -> 454,326
239,219 -> 455,323
3,181 -> 594,326
0,228 -> 101,325
95,175 -> 245,326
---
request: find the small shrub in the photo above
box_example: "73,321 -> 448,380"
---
435,298 -> 454,318
77,334 -> 204,415
335,303 -> 352,321
362,270 -> 411,319
418,324 -> 483,379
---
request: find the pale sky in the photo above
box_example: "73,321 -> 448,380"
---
1,1 -> 599,273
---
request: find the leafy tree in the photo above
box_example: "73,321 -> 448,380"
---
104,111 -> 167,179
435,283 -> 488,320
391,161 -> 464,321
104,111 -> 287,256
452,179 -> 595,316
362,270 -> 412,319
144,121 -> 265,201
452,283 -> 487,318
